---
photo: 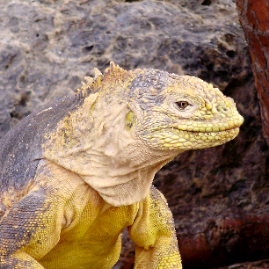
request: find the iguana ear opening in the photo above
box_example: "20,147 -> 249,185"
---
125,110 -> 136,130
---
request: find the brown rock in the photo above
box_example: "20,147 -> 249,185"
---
236,0 -> 269,147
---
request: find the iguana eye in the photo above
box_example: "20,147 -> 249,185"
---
176,101 -> 189,109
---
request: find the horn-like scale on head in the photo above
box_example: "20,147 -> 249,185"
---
78,67 -> 104,96
78,62 -> 135,97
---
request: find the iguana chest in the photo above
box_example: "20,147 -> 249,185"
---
39,189 -> 139,269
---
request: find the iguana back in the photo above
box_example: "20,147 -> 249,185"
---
0,93 -> 83,217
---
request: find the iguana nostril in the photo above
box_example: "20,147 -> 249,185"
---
217,105 -> 229,114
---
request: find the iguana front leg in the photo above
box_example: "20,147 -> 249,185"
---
0,161 -> 70,269
0,188 -> 63,268
129,186 -> 182,269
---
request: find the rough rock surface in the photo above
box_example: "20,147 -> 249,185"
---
236,0 -> 269,148
215,259 -> 269,269
0,0 -> 268,268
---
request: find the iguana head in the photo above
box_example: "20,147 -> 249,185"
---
81,62 -> 243,153
124,68 -> 244,152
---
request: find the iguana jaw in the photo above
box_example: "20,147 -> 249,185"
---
143,126 -> 241,151
140,110 -> 244,150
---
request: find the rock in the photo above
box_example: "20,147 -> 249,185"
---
0,0 -> 268,268
215,259 -> 269,269
236,0 -> 269,147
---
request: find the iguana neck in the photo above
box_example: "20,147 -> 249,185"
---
43,93 -> 178,206
80,151 -> 173,206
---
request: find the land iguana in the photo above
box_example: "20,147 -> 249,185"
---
0,62 -> 244,268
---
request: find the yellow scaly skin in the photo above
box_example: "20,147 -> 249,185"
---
0,62 -> 243,268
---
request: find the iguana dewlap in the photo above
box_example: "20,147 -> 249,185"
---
0,62 -> 243,268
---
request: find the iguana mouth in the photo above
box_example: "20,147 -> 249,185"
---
149,127 -> 239,139
147,123 -> 240,136
143,127 -> 240,150
174,116 -> 244,133
145,114 -> 244,136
